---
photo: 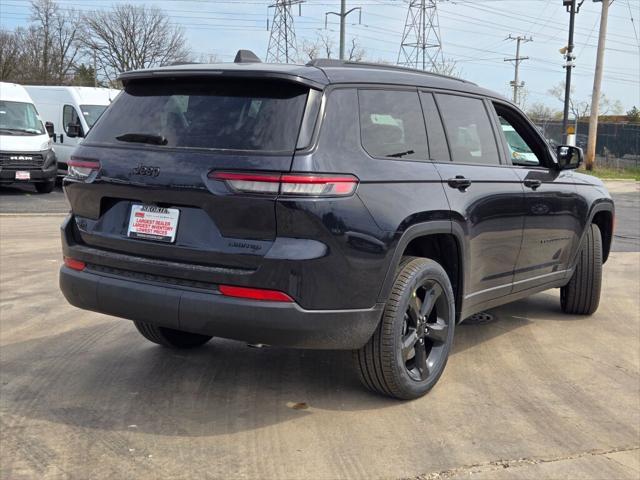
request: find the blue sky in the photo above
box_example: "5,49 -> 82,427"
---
1,0 -> 639,111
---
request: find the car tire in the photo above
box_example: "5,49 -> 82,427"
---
35,181 -> 54,194
354,256 -> 456,400
134,321 -> 213,349
561,223 -> 602,315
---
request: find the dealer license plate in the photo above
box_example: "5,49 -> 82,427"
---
127,204 -> 180,243
15,171 -> 30,180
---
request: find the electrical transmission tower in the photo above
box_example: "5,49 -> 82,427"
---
504,34 -> 532,106
266,0 -> 303,63
397,0 -> 444,71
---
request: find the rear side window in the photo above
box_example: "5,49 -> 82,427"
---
435,94 -> 499,165
358,89 -> 427,160
86,79 -> 309,152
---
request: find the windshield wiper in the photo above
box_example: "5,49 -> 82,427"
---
0,128 -> 40,135
116,133 -> 168,146
387,149 -> 415,158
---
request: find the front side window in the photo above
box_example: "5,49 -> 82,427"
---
435,94 -> 499,165
63,105 -> 82,135
493,104 -> 549,167
85,79 -> 309,152
358,89 -> 428,160
0,101 -> 45,135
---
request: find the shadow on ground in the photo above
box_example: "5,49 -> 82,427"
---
1,291 -> 590,439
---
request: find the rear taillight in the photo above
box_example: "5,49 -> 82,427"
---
210,172 -> 358,197
64,257 -> 86,271
218,285 -> 293,302
67,157 -> 100,180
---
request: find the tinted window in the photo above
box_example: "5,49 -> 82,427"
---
358,89 -> 427,160
63,105 -> 81,134
86,79 -> 309,152
436,94 -> 499,165
420,92 -> 450,161
80,104 -> 107,128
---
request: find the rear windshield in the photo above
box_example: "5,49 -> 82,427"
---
86,79 -> 309,152
80,104 -> 108,128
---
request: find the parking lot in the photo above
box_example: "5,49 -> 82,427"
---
1,181 -> 638,479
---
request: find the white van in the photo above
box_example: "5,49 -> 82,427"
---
25,86 -> 119,174
0,82 -> 57,193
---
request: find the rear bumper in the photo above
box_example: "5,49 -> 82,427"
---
60,265 -> 383,349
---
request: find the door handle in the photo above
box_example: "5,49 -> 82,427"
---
447,175 -> 472,191
524,179 -> 542,190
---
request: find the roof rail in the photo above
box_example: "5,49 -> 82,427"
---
305,58 -> 473,84
234,50 -> 262,64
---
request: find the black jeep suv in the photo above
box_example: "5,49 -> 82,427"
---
60,54 -> 614,399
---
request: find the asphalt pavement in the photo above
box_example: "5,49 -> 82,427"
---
0,181 -> 638,479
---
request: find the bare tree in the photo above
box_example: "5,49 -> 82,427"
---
548,82 -> 622,122
195,52 -> 221,64
347,38 -> 365,62
28,0 -> 80,84
0,30 -> 21,81
83,4 -> 191,81
526,102 -> 558,122
436,58 -> 461,77
299,33 -> 364,62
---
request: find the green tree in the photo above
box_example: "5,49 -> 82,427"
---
627,106 -> 640,123
72,64 -> 96,86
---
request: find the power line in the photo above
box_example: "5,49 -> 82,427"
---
627,0 -> 640,49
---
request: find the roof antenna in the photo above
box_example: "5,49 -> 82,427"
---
234,50 -> 262,63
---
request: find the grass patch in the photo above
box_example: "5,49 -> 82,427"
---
578,165 -> 640,181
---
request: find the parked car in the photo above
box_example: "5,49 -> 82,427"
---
0,82 -> 57,193
59,53 -> 614,400
25,86 -> 119,176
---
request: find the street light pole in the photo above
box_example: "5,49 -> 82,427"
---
586,0 -> 610,170
562,0 -> 578,144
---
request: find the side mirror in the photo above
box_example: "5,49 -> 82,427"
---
66,122 -> 82,138
555,145 -> 583,170
45,121 -> 54,138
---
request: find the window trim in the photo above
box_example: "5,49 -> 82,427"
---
431,91 -> 505,167
356,86 -> 430,163
419,91 -> 450,163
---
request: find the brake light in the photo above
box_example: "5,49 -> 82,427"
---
210,172 -> 358,197
64,257 -> 86,271
219,285 -> 293,302
68,157 -> 100,180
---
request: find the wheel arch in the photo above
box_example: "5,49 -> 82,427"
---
591,207 -> 614,264
377,221 -> 466,323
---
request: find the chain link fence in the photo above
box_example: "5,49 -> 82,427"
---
536,121 -> 640,168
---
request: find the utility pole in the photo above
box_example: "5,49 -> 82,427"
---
398,0 -> 444,71
586,0 -> 610,170
266,0 -> 303,63
325,1 -> 362,60
504,34 -> 532,105
561,0 -> 584,144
